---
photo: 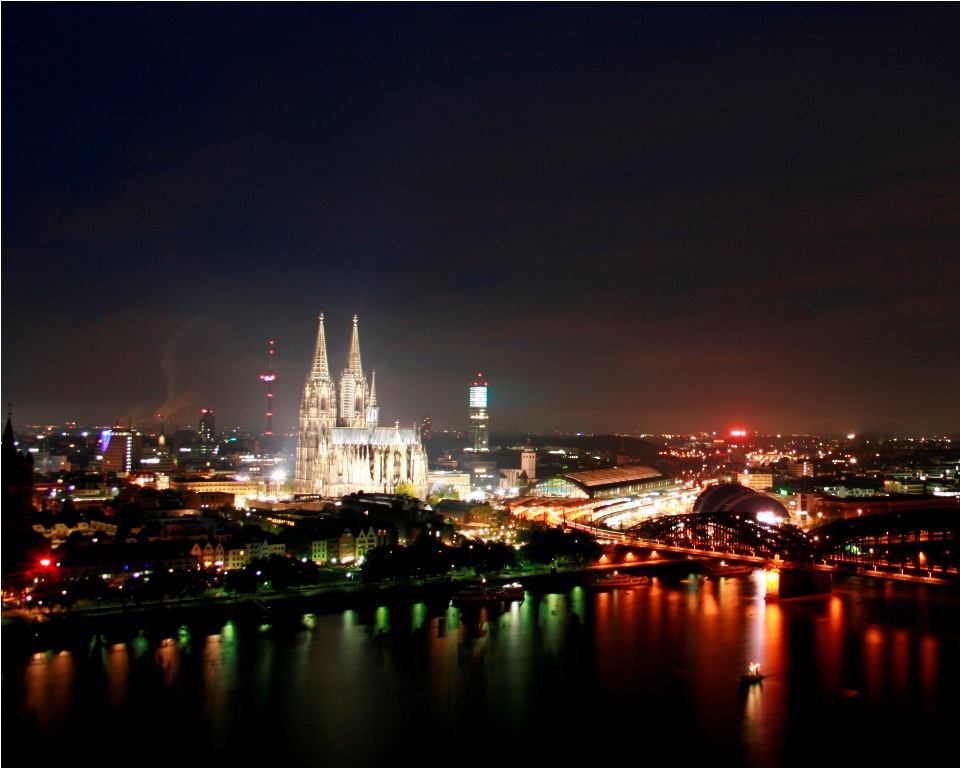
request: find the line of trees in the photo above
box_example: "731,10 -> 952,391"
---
360,522 -> 602,584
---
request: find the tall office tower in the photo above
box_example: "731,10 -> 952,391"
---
260,340 -> 278,439
100,427 -> 141,473
421,414 -> 432,440
468,373 -> 489,451
198,408 -> 215,453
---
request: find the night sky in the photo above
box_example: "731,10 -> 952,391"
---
3,3 -> 959,439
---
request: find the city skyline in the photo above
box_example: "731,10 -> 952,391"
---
3,4 -> 959,438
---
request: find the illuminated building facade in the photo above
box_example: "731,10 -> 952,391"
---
198,409 -> 215,455
735,471 -> 773,492
468,373 -> 489,451
100,428 -> 141,474
295,314 -> 429,499
168,477 -> 261,507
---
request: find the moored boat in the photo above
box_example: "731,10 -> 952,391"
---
700,560 -> 754,577
590,571 -> 650,588
451,581 -> 525,604
488,582 -> 525,599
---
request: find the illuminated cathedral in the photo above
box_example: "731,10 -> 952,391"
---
294,314 -> 429,500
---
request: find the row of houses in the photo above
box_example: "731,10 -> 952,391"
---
191,522 -> 396,569
32,508 -> 241,548
42,519 -> 399,584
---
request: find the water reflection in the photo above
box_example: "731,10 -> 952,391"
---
4,574 -> 958,765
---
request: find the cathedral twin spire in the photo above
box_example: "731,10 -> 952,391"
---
295,313 -> 424,498
306,313 -> 375,428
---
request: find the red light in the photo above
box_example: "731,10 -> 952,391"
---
40,558 -> 51,567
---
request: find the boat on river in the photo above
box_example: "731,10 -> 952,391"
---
590,571 -> 650,588
700,559 -> 754,577
451,581 -> 525,604
740,661 -> 764,686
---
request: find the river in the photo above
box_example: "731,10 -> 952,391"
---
4,568 -> 959,767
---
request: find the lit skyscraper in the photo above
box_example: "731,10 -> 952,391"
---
198,409 -> 215,455
99,427 -> 141,474
468,373 -> 489,451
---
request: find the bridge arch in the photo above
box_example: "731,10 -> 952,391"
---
627,508 -> 958,575
628,511 -> 808,560
805,508 -> 958,573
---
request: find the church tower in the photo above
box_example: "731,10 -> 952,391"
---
295,314 -> 338,495
338,315 -> 370,427
3,409 -> 48,578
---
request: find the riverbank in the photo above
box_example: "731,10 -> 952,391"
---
5,556 -> 957,669
0,568 -> 584,661
3,559 -> 707,663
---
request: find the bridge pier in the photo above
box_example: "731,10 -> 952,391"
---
764,565 -> 831,600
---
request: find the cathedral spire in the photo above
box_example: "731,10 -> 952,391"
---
346,314 -> 363,379
308,313 -> 330,381
339,315 -> 369,427
365,369 -> 379,427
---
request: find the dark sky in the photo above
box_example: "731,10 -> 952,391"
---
3,3 -> 959,439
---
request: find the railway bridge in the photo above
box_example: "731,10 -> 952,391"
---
615,508 -> 958,582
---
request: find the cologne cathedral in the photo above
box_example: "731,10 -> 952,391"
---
294,314 -> 429,500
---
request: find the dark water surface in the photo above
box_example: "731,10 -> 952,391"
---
5,571 -> 959,767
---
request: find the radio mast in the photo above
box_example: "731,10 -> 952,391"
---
260,340 -> 277,440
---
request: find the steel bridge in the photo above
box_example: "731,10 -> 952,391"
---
621,508 -> 959,580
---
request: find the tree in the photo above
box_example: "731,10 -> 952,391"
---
517,523 -> 601,568
394,482 -> 419,499
278,526 -> 313,558
459,540 -> 517,575
361,544 -> 411,584
407,534 -> 454,578
427,485 -> 460,507
224,567 -> 258,595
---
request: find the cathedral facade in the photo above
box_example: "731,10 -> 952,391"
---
294,314 -> 429,500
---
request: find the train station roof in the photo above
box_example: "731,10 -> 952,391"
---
561,466 -> 664,489
524,465 -> 671,499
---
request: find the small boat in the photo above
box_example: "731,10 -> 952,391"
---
489,582 -> 526,599
740,661 -> 764,685
590,571 -> 650,588
701,560 -> 754,577
452,581 -> 525,604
